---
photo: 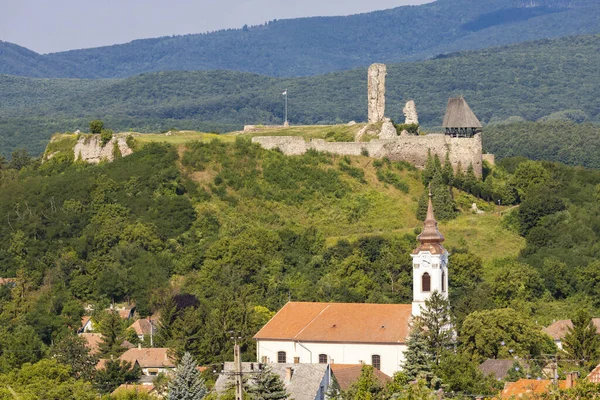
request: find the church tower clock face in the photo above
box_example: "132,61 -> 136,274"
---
411,190 -> 449,317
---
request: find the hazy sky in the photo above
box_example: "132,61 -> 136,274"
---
1,0 -> 432,54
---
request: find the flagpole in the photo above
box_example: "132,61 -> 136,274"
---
285,89 -> 288,126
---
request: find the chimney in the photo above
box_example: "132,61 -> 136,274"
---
138,343 -> 142,350
566,372 -> 578,389
285,367 -> 293,382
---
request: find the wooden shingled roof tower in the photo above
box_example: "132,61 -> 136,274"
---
442,97 -> 482,137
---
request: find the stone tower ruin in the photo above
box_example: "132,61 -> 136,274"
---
368,64 -> 386,123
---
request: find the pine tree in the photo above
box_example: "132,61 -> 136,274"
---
419,291 -> 453,365
441,153 -> 454,186
433,154 -> 442,173
453,162 -> 465,190
156,297 -> 178,347
463,163 -> 478,194
168,352 -> 208,400
97,310 -> 126,357
562,309 -> 600,368
422,150 -> 436,187
430,171 -> 457,221
247,366 -> 289,400
401,322 -> 435,383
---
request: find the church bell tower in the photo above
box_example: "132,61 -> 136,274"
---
411,190 -> 449,317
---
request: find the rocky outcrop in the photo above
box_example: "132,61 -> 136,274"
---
403,100 -> 419,125
73,135 -> 133,164
368,64 -> 386,123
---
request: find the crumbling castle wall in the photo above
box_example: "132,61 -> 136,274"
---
403,101 -> 419,125
368,64 -> 386,123
252,134 -> 483,177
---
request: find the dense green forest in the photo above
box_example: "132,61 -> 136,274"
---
2,0 -> 600,78
2,34 -> 600,164
1,137 -> 600,397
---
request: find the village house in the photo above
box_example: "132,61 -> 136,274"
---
119,347 -> 176,377
215,362 -> 330,400
501,373 -> 577,398
128,318 -> 157,344
543,319 -> 600,349
254,192 -> 449,377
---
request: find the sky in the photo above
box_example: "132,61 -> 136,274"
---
0,0 -> 432,54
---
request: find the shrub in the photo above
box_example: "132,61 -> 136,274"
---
394,123 -> 419,135
100,130 -> 114,146
89,119 -> 104,134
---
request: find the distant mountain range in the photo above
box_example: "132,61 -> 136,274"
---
1,0 -> 600,78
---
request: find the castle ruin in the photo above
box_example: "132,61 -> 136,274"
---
252,64 -> 486,177
367,64 -> 386,123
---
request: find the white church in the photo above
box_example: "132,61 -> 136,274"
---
254,193 -> 449,377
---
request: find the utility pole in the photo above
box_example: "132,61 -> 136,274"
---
283,89 -> 289,127
234,337 -> 243,400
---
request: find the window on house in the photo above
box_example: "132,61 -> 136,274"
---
422,273 -> 431,292
319,354 -> 328,364
441,271 -> 446,292
372,355 -> 381,370
277,351 -> 287,363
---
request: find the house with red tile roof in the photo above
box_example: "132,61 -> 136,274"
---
128,318 -> 157,344
543,319 -> 600,349
330,364 -> 391,391
500,375 -> 576,399
254,194 -> 451,376
119,347 -> 176,377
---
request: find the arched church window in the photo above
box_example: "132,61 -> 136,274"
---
422,273 -> 431,292
442,271 -> 446,292
372,355 -> 381,370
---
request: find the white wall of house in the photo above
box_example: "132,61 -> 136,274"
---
257,340 -> 406,377
141,366 -> 174,376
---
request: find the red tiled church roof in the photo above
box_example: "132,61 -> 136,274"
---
254,302 -> 412,344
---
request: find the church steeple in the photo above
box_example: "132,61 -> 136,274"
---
418,190 -> 445,245
411,188 -> 449,317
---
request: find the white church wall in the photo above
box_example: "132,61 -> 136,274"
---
257,339 -> 406,377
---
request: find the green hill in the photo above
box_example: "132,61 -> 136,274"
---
2,34 -> 600,169
2,0 -> 600,78
2,136 -> 600,375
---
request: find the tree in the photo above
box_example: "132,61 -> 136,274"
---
401,322 -> 435,384
50,334 -> 98,381
8,149 -> 33,171
435,352 -> 500,395
344,365 -> 384,400
90,119 -> 104,134
247,366 -> 289,400
422,150 -> 436,187
562,309 -> 600,369
97,310 -> 126,357
167,352 -> 207,400
441,153 -> 454,186
94,359 -> 141,394
419,291 -> 453,365
459,308 -> 556,362
0,359 -> 96,400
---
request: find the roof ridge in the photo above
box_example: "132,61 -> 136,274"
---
294,304 -> 331,340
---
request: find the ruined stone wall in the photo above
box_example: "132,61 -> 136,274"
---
252,134 -> 483,177
73,135 -> 133,164
367,64 -> 386,123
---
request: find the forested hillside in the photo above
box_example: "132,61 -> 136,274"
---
1,137 -> 600,396
2,34 -> 600,169
1,0 -> 600,78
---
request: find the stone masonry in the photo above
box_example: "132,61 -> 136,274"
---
252,133 -> 483,177
368,64 -> 386,123
73,135 -> 133,164
403,100 -> 419,125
